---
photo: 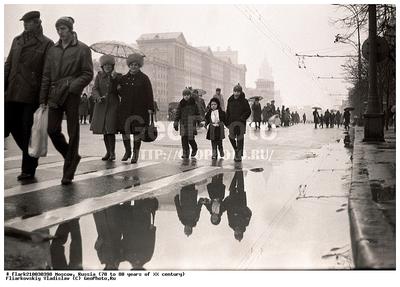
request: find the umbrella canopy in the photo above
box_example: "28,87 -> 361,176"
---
90,41 -> 144,59
312,106 -> 322,110
248,96 -> 263,101
344,107 -> 355,111
193,88 -> 207,96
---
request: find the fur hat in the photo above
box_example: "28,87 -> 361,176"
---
182,88 -> 192,96
100,54 -> 115,66
55,16 -> 74,30
126,53 -> 145,67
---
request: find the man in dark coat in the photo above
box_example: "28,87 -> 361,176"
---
226,84 -> 251,162
324,109 -> 331,128
39,17 -> 93,185
4,11 -> 54,180
223,171 -> 252,242
174,184 -> 206,237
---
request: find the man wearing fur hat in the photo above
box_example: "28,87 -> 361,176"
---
117,53 -> 154,164
39,16 -> 93,185
5,11 -> 54,181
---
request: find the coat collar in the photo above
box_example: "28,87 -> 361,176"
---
54,32 -> 78,48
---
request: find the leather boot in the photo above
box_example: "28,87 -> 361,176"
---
108,134 -> 116,161
131,140 -> 141,164
121,138 -> 132,161
102,135 -> 110,161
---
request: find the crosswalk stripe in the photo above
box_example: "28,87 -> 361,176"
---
4,154 -> 56,162
4,161 -> 160,198
4,156 -> 102,175
5,165 -> 223,232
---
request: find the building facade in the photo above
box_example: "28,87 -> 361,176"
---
136,32 -> 247,118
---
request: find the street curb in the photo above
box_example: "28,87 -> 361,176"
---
348,126 -> 396,269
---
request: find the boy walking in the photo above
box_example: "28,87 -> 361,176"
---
174,88 -> 200,159
226,84 -> 251,162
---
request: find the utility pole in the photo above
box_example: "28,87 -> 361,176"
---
363,4 -> 384,141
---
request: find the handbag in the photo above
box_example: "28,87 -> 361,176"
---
141,113 -> 158,142
28,105 -> 48,158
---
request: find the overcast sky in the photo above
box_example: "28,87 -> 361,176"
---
4,3 -> 366,107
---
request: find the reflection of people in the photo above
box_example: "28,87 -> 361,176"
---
203,174 -> 226,225
117,53 -> 154,164
5,11 -> 54,181
174,184 -> 205,236
50,219 -> 82,270
120,198 -> 158,270
93,205 -> 124,270
223,171 -> 252,242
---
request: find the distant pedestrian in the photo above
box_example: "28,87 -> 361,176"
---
226,84 -> 251,162
90,55 -> 121,161
343,109 -> 351,130
303,113 -> 307,124
204,97 -> 226,160
324,109 -> 330,128
88,94 -> 95,123
5,10 -> 54,181
335,111 -> 341,128
251,98 -> 262,129
174,88 -> 200,159
117,53 -> 154,164
212,88 -> 225,111
79,93 -> 89,124
153,100 -> 159,122
39,16 -> 94,185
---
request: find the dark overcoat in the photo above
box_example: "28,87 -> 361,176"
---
5,29 -> 54,104
226,92 -> 251,134
174,185 -> 202,228
117,70 -> 154,134
251,102 -> 262,122
90,71 -> 120,134
174,97 -> 200,137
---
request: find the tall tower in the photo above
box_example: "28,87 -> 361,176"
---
259,56 -> 273,80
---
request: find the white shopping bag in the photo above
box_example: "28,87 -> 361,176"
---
28,105 -> 48,158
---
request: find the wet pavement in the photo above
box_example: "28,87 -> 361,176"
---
4,122 -> 354,270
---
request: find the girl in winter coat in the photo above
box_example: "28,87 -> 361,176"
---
204,97 -> 226,159
174,88 -> 200,159
90,55 -> 120,161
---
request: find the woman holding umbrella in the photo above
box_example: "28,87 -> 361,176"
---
118,53 -> 154,164
90,55 -> 121,161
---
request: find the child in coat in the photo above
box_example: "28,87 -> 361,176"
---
204,97 -> 226,159
174,88 -> 200,159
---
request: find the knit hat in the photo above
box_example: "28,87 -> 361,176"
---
233,83 -> 242,92
55,16 -> 74,30
126,53 -> 145,67
100,54 -> 115,66
182,88 -> 192,96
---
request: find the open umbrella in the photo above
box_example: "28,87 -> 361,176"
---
90,41 -> 144,59
248,96 -> 263,101
312,106 -> 322,110
193,88 -> 207,96
344,107 -> 355,111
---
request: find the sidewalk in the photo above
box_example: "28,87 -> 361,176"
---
349,126 -> 396,269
